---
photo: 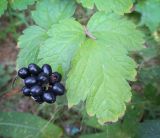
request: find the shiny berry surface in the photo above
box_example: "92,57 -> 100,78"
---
24,77 -> 37,87
18,67 -> 30,79
28,63 -> 41,75
43,92 -> 56,103
22,86 -> 31,96
42,64 -> 52,76
18,63 -> 65,104
30,85 -> 43,96
52,83 -> 65,96
38,72 -> 49,84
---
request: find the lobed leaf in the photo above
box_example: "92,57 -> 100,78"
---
32,0 -> 76,29
17,0 -> 76,69
82,92 -> 144,137
67,40 -> 135,124
17,26 -> 48,68
87,12 -> 144,51
77,0 -> 133,14
38,19 -> 85,73
17,1 -> 144,124
66,12 -> 144,124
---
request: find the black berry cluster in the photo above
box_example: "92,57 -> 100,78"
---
18,63 -> 65,104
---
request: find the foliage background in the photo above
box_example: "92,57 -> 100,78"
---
0,0 -> 160,137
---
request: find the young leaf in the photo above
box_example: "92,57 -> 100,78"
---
67,12 -> 144,124
32,0 -> 76,29
10,0 -> 37,10
136,0 -> 160,32
0,0 -> 8,16
17,26 -> 48,68
0,112 -> 62,138
76,0 -> 133,14
38,19 -> 85,73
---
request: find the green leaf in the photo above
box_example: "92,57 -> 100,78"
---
67,12 -> 144,124
87,12 -> 144,51
67,39 -> 136,124
0,0 -> 8,16
17,0 -> 77,69
136,0 -> 160,32
32,0 -> 76,29
76,0 -> 94,9
83,92 -> 144,137
138,120 -> 160,138
0,112 -> 62,138
76,0 -> 133,14
38,19 -> 85,73
10,0 -> 36,10
17,26 -> 48,68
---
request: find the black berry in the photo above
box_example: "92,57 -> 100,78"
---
24,76 -> 37,87
42,64 -> 52,76
18,67 -> 30,79
50,72 -> 62,84
38,72 -> 49,84
22,86 -> 31,96
28,63 -> 41,75
43,92 -> 56,103
30,85 -> 43,96
52,83 -> 65,96
18,63 -> 66,104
